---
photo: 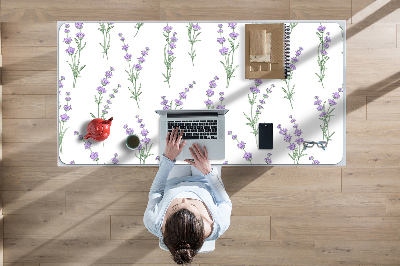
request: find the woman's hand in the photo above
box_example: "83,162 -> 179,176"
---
165,127 -> 186,161
184,143 -> 212,176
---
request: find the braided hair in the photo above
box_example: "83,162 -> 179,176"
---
163,208 -> 206,264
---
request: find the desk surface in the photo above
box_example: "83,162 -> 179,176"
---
57,21 -> 345,166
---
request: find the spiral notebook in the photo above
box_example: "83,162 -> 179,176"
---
245,23 -> 290,79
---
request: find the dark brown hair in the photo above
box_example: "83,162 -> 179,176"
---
162,208 -> 206,264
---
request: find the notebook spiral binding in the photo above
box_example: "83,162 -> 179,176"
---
284,24 -> 291,79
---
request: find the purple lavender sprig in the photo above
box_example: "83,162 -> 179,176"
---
90,67 -> 115,119
98,23 -> 114,60
112,153 -> 119,164
309,156 -> 320,164
277,116 -> 307,164
119,33 -> 149,109
160,95 -> 171,110
217,23 -> 239,88
162,24 -> 177,88
135,115 -> 154,164
204,76 -> 219,109
64,23 -> 86,88
174,81 -> 196,109
216,91 -> 226,109
76,130 -> 99,164
314,85 -> 343,144
243,80 -> 274,146
264,153 -> 273,164
228,131 -> 252,164
316,24 -> 331,88
282,46 -> 303,109
58,76 -> 70,154
134,23 -> 144,37
101,84 -> 120,120
187,23 -> 201,66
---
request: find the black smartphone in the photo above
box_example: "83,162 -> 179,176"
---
258,123 -> 273,149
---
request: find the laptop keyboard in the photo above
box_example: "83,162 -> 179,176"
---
168,120 -> 218,139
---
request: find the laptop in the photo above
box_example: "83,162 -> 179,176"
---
155,109 -> 229,160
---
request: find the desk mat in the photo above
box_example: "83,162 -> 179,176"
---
57,21 -> 345,165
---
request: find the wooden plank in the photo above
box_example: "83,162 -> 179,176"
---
1,71 -> 56,95
66,191 -> 148,215
222,166 -> 341,192
111,215 -> 270,240
2,46 -> 56,71
316,240 -> 400,264
1,22 -> 56,46
346,120 -> 400,145
351,0 -> 376,24
346,96 -> 366,120
2,119 -> 57,143
41,264 -> 198,266
4,214 -> 110,239
347,71 -> 400,97
343,168 -> 400,193
2,166 -> 158,192
46,95 -> 57,119
290,0 -> 351,20
0,0 -> 160,22
347,23 -> 396,49
3,262 -> 40,266
351,0 -> 400,24
2,191 -> 65,215
2,142 -> 56,167
347,48 -> 400,74
231,191 -> 385,217
3,238 -> 316,264
367,96 -> 400,121
160,0 -> 289,20
273,216 -> 400,241
2,95 -> 46,119
386,193 -> 400,216
346,144 -> 400,168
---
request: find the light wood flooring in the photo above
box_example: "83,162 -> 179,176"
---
1,0 -> 400,265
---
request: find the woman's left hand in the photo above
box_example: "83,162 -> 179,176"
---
165,127 -> 186,161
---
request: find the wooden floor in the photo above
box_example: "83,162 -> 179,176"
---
1,0 -> 400,265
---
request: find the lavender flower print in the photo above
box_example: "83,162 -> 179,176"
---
111,153 -> 119,164
277,116 -> 307,164
204,77 -> 219,109
288,23 -> 298,35
172,81 -> 196,109
314,86 -> 343,144
135,116 -> 154,164
160,95 -> 171,110
216,91 -> 226,109
217,23 -> 239,88
58,77 -> 71,154
187,23 -> 201,66
316,24 -> 331,88
119,33 -> 149,109
162,24 -> 177,88
281,46 -> 303,109
243,80 -> 274,146
134,23 -> 144,37
65,23 -> 86,88
90,67 -> 116,119
264,153 -> 273,164
76,130 -> 100,164
309,156 -> 320,164
228,130 -> 253,164
98,23 -> 114,60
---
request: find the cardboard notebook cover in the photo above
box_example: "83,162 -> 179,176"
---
245,23 -> 288,79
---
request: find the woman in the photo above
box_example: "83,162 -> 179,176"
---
144,127 -> 232,264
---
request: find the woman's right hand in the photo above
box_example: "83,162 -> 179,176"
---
184,143 -> 212,176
